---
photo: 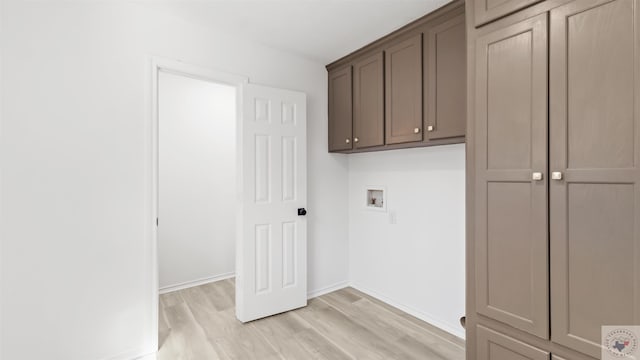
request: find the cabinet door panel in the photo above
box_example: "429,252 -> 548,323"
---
385,34 -> 423,145
328,66 -> 352,152
549,0 -> 640,357
477,326 -> 550,360
474,0 -> 543,27
426,13 -> 466,140
353,52 -> 384,148
475,13 -> 549,339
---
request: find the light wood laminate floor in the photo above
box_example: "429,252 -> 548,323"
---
159,278 -> 465,360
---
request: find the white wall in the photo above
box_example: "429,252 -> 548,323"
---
158,72 -> 236,290
0,1 -> 349,359
348,144 -> 466,339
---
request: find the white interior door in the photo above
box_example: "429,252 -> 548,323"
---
236,84 -> 307,322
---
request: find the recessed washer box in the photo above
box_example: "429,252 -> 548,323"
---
365,186 -> 386,212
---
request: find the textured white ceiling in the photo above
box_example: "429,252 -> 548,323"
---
139,0 -> 453,64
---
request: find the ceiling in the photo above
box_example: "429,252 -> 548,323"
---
139,0 -> 453,64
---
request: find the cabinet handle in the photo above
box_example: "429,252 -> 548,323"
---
532,172 -> 543,181
354,137 -> 359,143
414,128 -> 421,134
345,138 -> 350,144
551,171 -> 563,180
427,125 -> 434,132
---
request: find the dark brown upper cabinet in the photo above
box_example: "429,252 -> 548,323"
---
353,52 -> 384,149
425,12 -> 466,141
385,34 -> 423,145
474,0 -> 543,27
328,66 -> 353,152
325,0 -> 465,153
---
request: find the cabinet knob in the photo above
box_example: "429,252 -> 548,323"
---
427,125 -> 434,132
345,138 -> 350,144
532,172 -> 543,181
414,128 -> 420,134
354,137 -> 359,143
551,171 -> 563,180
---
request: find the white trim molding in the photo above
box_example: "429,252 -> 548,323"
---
134,353 -> 157,360
100,347 -> 154,360
159,272 -> 235,295
350,283 -> 466,340
307,281 -> 350,299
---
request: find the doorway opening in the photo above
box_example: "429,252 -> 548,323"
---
149,58 -> 308,355
158,71 -> 236,293
149,58 -> 248,352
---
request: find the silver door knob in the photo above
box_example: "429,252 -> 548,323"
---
414,128 -> 420,134
354,137 -> 359,143
345,138 -> 350,144
427,125 -> 434,132
532,172 -> 543,181
551,172 -> 563,180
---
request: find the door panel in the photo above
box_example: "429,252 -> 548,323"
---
282,137 -> 296,201
550,0 -> 640,357
565,0 -> 634,170
282,221 -> 297,288
385,34 -> 423,144
475,13 -> 549,338
353,52 -> 384,148
477,326 -> 550,360
486,182 -> 535,319
238,84 -> 307,322
486,29 -> 534,170
426,13 -> 466,140
474,0 -> 543,27
328,66 -> 352,151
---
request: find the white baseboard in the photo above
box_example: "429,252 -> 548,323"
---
307,280 -> 350,299
159,272 -> 235,294
350,283 -> 466,340
134,352 -> 157,360
99,347 -> 154,360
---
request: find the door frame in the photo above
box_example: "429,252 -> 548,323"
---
147,56 -> 248,353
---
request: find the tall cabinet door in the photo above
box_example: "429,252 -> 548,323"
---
353,52 -> 384,149
474,13 -> 549,338
550,0 -> 640,357
328,66 -> 353,152
385,34 -> 423,144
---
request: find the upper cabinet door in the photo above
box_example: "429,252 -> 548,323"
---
475,13 -> 549,339
474,0 -> 543,26
353,52 -> 384,149
425,12 -> 466,141
549,0 -> 640,357
385,34 -> 423,145
328,66 -> 353,152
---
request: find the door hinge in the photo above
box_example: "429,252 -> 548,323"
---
156,218 -> 159,227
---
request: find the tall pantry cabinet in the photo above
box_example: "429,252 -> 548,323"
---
466,0 -> 640,359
